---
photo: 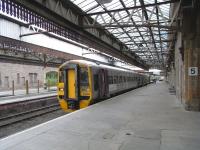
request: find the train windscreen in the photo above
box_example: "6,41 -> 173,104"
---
79,67 -> 90,98
80,67 -> 89,86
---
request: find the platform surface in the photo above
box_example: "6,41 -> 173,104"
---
0,87 -> 56,97
0,82 -> 200,150
0,87 -> 56,105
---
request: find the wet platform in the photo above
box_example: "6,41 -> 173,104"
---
0,82 -> 200,150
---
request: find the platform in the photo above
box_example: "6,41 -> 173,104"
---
0,82 -> 200,150
0,93 -> 57,105
0,87 -> 56,105
0,87 -> 56,97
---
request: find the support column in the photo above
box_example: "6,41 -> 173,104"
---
184,39 -> 200,111
182,7 -> 200,111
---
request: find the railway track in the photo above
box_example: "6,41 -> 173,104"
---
0,96 -> 59,127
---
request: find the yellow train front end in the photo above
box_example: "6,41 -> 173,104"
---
57,62 -> 93,112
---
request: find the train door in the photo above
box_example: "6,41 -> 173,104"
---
68,69 -> 76,99
98,69 -> 108,98
63,64 -> 80,110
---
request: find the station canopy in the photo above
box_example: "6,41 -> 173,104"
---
70,0 -> 176,68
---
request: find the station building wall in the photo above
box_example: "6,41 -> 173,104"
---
0,62 -> 58,91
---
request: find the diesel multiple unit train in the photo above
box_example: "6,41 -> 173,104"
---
57,60 -> 150,112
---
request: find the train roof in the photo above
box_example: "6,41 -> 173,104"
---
61,60 -> 138,73
61,60 -> 149,77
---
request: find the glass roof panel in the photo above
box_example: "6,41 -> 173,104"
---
103,0 -> 122,9
86,5 -> 104,13
69,0 -> 174,67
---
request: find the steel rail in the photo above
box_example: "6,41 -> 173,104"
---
0,96 -> 59,127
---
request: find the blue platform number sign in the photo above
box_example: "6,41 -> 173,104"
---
188,67 -> 198,76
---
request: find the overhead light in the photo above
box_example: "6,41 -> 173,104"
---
96,0 -> 112,4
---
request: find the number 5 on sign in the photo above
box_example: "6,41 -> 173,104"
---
188,67 -> 198,76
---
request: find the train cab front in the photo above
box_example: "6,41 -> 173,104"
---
57,63 -> 92,112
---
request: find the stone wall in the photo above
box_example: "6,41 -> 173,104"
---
0,62 -> 58,91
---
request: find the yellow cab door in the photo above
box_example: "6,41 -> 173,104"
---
68,69 -> 76,99
58,64 -> 79,111
66,65 -> 79,110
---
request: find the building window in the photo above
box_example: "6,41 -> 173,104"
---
4,76 -> 9,88
29,73 -> 38,85
33,73 -> 37,83
29,73 -> 33,85
17,73 -> 20,84
21,77 -> 25,86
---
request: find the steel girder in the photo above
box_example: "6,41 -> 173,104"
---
85,0 -> 179,16
8,0 -> 149,70
77,0 -> 179,68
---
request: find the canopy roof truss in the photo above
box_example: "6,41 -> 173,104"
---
0,0 -> 179,69
71,0 -> 178,68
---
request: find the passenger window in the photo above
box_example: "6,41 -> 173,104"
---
116,76 -> 119,83
94,75 -> 99,91
80,67 -> 89,86
108,76 -> 113,84
119,76 -> 122,83
124,76 -> 126,82
113,76 -> 117,84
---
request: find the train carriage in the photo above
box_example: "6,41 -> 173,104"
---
57,60 -> 150,112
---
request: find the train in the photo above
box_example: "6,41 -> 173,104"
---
57,60 -> 150,112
